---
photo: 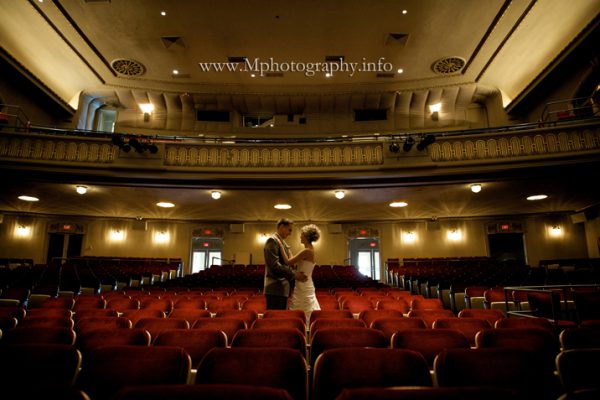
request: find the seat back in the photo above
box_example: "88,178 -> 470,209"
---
231,328 -> 307,358
76,328 -> 151,361
154,328 -> 227,367
252,317 -> 306,333
556,349 -> 600,394
457,308 -> 505,325
434,348 -> 561,399
309,310 -> 353,326
407,309 -> 454,328
196,347 -> 308,400
358,309 -> 404,328
310,327 -> 387,367
559,326 -> 600,350
113,384 -> 293,400
313,348 -> 432,400
391,328 -> 470,367
77,345 -> 191,400
75,316 -> 132,333
0,344 -> 81,387
2,326 -> 76,345
309,318 -> 366,341
134,317 -> 189,341
192,317 -> 246,345
432,317 -> 491,345
370,317 -> 427,342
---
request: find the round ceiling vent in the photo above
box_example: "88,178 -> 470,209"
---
431,57 -> 466,74
111,59 -> 146,76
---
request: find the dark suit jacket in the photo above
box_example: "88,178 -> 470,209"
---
263,236 -> 295,296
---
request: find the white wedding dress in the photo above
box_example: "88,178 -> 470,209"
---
289,259 -> 320,322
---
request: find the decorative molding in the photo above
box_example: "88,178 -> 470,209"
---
0,135 -> 117,163
429,127 -> 600,162
164,143 -> 384,168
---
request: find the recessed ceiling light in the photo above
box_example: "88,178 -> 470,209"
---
402,10 -> 408,15
172,69 -> 179,75
211,191 -> 221,200
160,11 -> 167,16
397,68 -> 404,74
76,185 -> 88,195
470,184 -> 482,193
335,190 -> 345,199
527,194 -> 548,201
274,204 -> 292,210
156,202 -> 175,208
18,195 -> 39,202
389,201 -> 408,207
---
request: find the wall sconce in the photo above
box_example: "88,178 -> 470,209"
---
211,191 -> 222,200
110,229 -> 125,242
258,233 -> 269,244
335,190 -> 345,199
549,225 -> 563,237
139,103 -> 154,122
154,230 -> 170,244
447,229 -> 462,241
76,185 -> 88,195
429,103 -> 441,121
402,231 -> 417,243
15,224 -> 31,238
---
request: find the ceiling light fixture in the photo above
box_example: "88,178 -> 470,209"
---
389,201 -> 408,208
76,185 -> 88,195
274,204 -> 292,210
156,202 -> 175,208
335,190 -> 345,199
470,184 -> 482,193
18,195 -> 39,202
527,194 -> 548,201
211,191 -> 221,200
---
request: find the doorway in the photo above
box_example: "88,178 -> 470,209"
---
46,233 -> 83,264
348,237 -> 381,280
190,237 -> 224,273
488,233 -> 526,264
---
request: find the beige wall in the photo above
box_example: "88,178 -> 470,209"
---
0,213 -> 594,276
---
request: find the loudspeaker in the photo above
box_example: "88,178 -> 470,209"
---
230,223 -> 245,233
132,220 -> 147,231
328,224 -> 342,234
427,220 -> 440,231
570,212 -> 587,224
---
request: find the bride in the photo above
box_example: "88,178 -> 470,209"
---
280,224 -> 321,322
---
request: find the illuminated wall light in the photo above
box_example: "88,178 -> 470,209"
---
110,229 -> 125,242
154,231 -> 170,244
211,191 -> 222,200
447,229 -> 462,241
429,102 -> 441,121
139,103 -> 154,122
274,204 -> 292,210
76,185 -> 88,195
402,231 -> 417,243
258,233 -> 269,244
15,224 -> 31,238
335,190 -> 345,199
549,225 -> 563,237
156,202 -> 175,208
389,201 -> 408,208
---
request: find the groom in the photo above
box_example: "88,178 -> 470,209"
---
264,218 -> 307,310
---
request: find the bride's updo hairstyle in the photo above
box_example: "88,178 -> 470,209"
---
301,224 -> 321,244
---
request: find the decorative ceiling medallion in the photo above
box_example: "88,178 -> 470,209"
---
111,59 -> 146,76
431,57 -> 466,74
